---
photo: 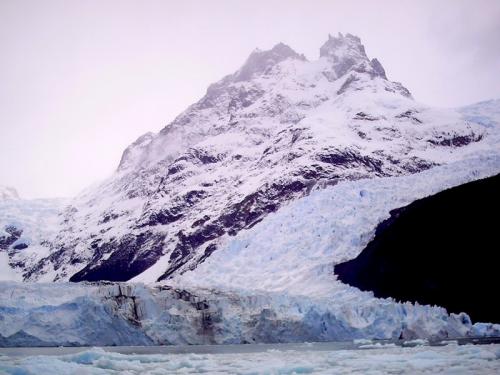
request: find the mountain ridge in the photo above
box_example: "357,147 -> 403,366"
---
1,33 -> 495,284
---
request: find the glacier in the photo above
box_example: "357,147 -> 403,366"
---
0,280 -> 490,347
171,154 -> 500,297
2,153 -> 500,346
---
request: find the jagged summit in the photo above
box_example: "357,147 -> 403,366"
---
119,34 -> 398,173
207,33 -> 386,95
228,33 -> 388,86
234,33 -> 383,83
234,42 -> 306,82
320,32 -> 387,79
320,33 -> 367,60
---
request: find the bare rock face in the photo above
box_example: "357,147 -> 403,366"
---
319,33 -> 388,81
370,58 -> 387,79
9,34 -> 488,283
0,225 -> 23,251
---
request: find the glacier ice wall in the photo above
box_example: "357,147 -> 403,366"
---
0,281 -> 490,347
2,153 -> 500,346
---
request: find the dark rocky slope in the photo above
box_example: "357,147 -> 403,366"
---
335,173 -> 500,323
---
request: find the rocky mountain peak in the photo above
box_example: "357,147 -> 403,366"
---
233,42 -> 306,82
320,33 -> 366,59
320,33 -> 386,79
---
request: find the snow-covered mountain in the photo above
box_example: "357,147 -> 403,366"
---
0,197 -> 67,281
0,186 -> 19,201
4,33 -> 496,283
1,33 -> 500,346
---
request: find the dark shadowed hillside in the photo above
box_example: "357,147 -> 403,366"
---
335,173 -> 500,323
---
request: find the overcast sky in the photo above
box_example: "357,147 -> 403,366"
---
1,0 -> 499,198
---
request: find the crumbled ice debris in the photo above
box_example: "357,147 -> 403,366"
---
471,322 -> 500,337
440,340 -> 459,346
353,338 -> 373,345
403,339 -> 429,347
359,342 -> 398,349
1,344 -> 499,374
